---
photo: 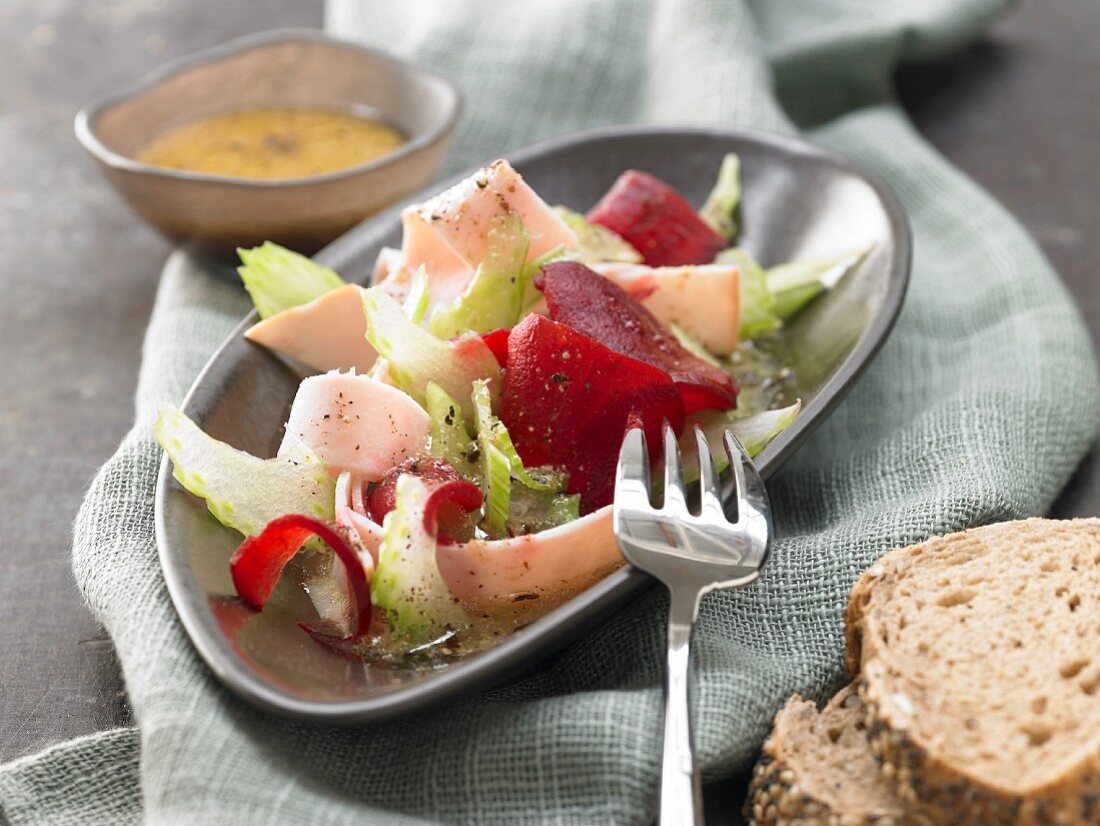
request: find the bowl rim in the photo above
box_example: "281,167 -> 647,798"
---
73,28 -> 463,188
154,124 -> 913,724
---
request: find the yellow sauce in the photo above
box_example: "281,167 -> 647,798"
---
135,107 -> 406,180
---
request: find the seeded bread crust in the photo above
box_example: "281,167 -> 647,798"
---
846,518 -> 1100,826
745,686 -> 938,826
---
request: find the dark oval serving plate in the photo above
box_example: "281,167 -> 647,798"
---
155,126 -> 910,723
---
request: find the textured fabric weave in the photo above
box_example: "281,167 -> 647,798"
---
3,1 -> 1098,824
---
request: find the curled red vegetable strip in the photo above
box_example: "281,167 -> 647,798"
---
368,457 -> 484,544
229,514 -> 372,639
423,479 -> 485,544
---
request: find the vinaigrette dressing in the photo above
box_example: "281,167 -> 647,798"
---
135,107 -> 406,180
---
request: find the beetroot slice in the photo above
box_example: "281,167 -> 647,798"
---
368,456 -> 483,544
587,170 -> 726,267
480,328 -> 510,367
536,261 -> 736,414
501,314 -> 684,512
229,514 -> 372,639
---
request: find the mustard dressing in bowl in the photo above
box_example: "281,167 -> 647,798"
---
135,107 -> 407,180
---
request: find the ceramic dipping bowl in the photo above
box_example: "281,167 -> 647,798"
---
75,29 -> 461,255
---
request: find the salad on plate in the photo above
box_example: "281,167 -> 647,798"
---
154,155 -> 866,659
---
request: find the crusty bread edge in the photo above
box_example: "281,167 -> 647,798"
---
848,518 -> 1100,826
745,694 -> 845,826
745,690 -> 936,826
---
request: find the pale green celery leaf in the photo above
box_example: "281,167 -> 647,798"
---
681,400 -> 801,479
361,286 -> 501,421
237,242 -> 346,319
766,246 -> 870,321
153,404 -> 335,537
554,206 -> 642,263
699,154 -> 742,241
402,265 -> 431,324
372,475 -> 469,645
428,214 -> 530,339
670,323 -> 722,368
425,382 -> 480,480
506,488 -> 580,537
717,247 -> 782,340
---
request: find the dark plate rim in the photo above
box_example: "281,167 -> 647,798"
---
154,124 -> 911,723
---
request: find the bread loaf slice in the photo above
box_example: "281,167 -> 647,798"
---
846,518 -> 1100,825
745,684 -> 938,825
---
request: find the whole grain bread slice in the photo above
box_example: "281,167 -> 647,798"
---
846,518 -> 1100,826
745,684 -> 939,826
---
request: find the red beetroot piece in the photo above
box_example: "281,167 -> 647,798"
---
480,328 -> 510,367
587,170 -> 726,267
536,261 -> 736,414
368,456 -> 483,544
501,314 -> 684,512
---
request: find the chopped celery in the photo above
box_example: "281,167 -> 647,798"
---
699,154 -> 742,240
729,401 -> 802,455
237,242 -> 346,319
372,475 -> 469,645
716,247 -> 782,340
471,380 -> 512,537
471,381 -> 552,492
554,206 -> 642,263
481,440 -> 513,537
766,247 -> 869,320
360,287 -> 500,421
425,382 -> 479,480
402,265 -> 430,324
681,401 -> 802,477
428,214 -> 529,339
471,380 -> 566,538
670,322 -> 723,368
153,404 -> 334,537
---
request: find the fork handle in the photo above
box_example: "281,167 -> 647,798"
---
659,586 -> 704,826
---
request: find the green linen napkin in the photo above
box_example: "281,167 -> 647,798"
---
3,1 -> 1098,824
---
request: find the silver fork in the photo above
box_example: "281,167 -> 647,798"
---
614,423 -> 773,826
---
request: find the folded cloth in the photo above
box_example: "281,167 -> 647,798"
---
3,1 -> 1098,824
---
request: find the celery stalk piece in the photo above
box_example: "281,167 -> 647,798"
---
471,380 -> 573,539
428,214 -> 530,339
681,401 -> 802,479
237,242 -> 346,319
360,287 -> 501,421
766,246 -> 870,320
372,475 -> 469,645
425,382 -> 480,480
717,247 -> 783,340
699,153 -> 742,241
669,322 -> 723,368
402,265 -> 431,324
554,206 -> 642,263
471,380 -> 552,492
153,404 -> 335,537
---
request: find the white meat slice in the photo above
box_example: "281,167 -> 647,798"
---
279,371 -> 429,480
